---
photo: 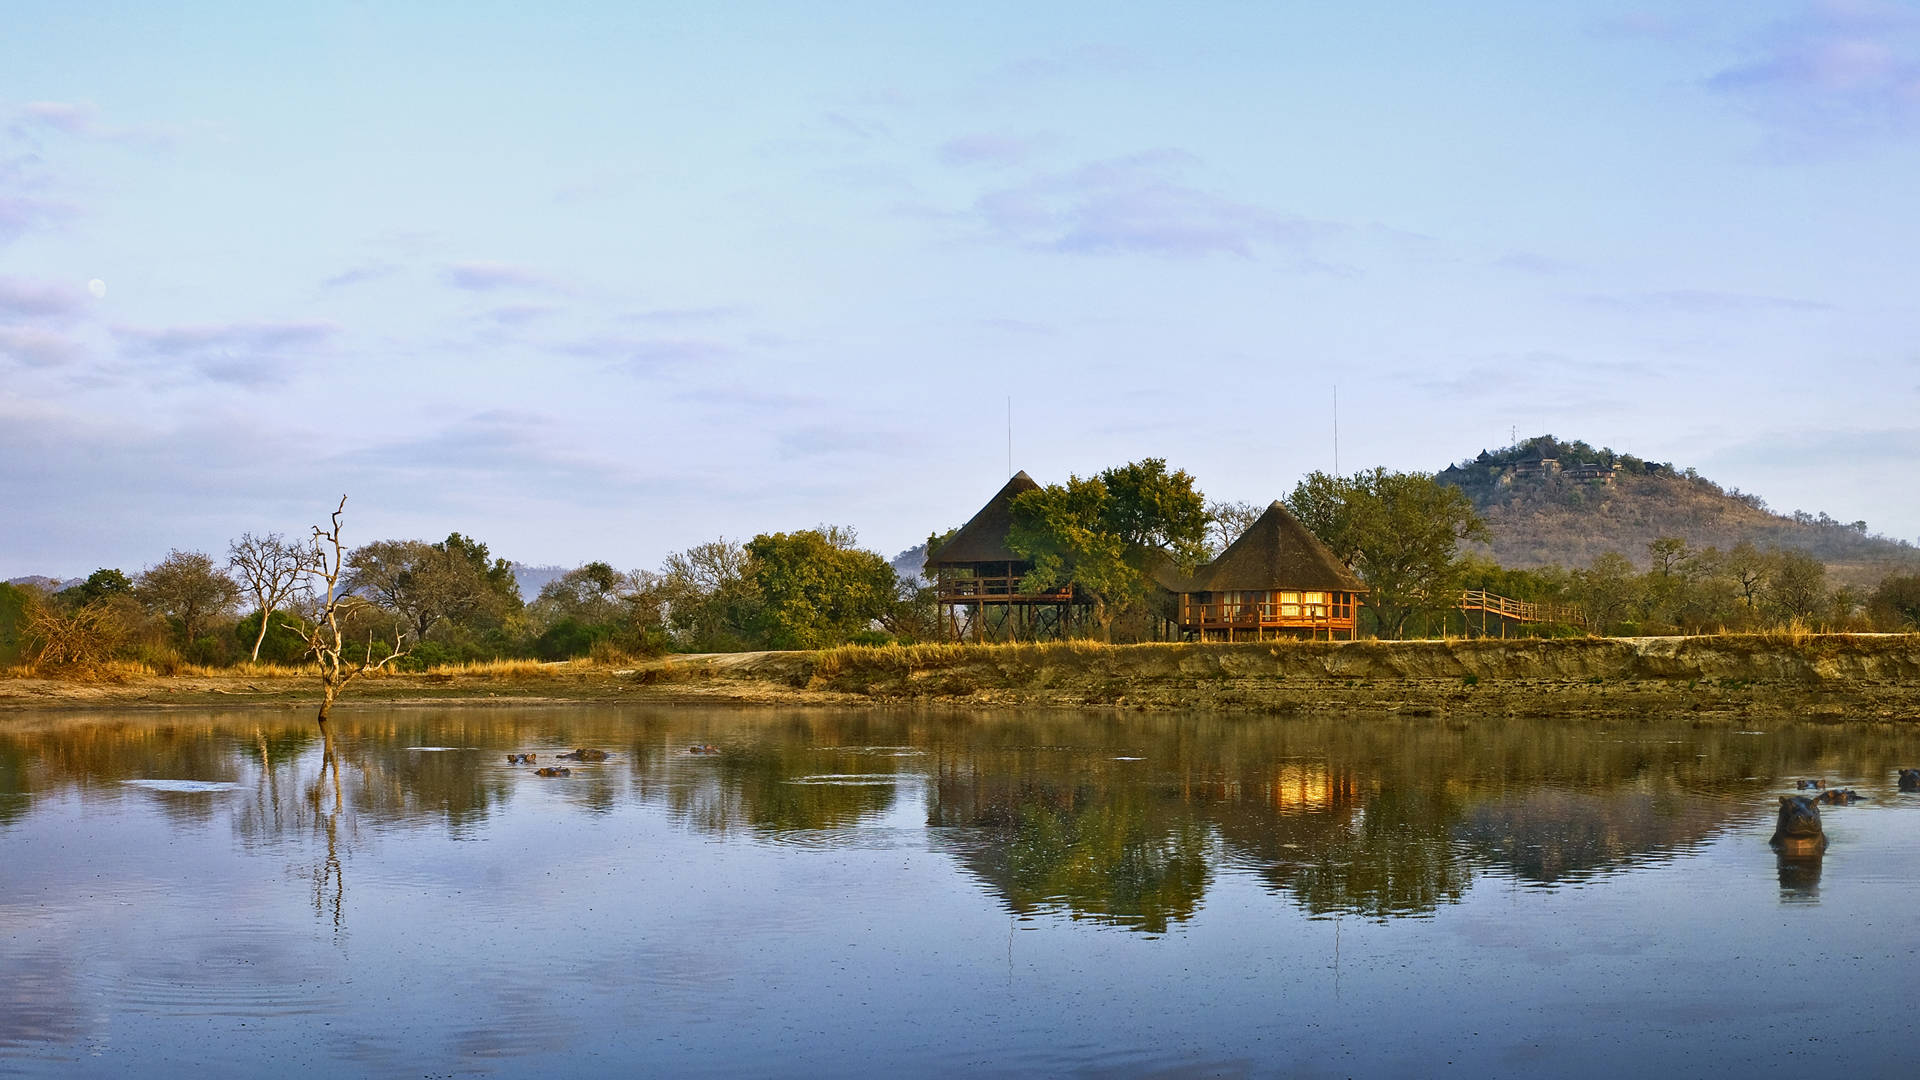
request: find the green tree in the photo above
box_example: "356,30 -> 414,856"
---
1286,469 -> 1488,639
1763,549 -> 1827,623
1008,459 -> 1208,639
1869,573 -> 1920,630
743,528 -> 898,649
137,550 -> 237,645
1571,552 -> 1642,633
534,561 -> 629,627
347,533 -> 522,642
657,538 -> 757,650
0,582 -> 31,665
71,568 -> 134,607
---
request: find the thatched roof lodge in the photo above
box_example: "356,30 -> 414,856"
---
926,471 -> 1084,640
1163,501 -> 1366,640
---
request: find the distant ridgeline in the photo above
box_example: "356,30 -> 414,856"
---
1436,435 -> 1920,586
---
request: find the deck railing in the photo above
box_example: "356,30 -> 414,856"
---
936,575 -> 1074,602
1179,599 -> 1355,631
1456,590 -> 1582,626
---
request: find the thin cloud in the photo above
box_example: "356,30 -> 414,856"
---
1707,0 -> 1920,147
938,132 -> 1056,168
1589,12 -> 1705,41
557,335 -> 733,370
967,150 -> 1340,259
776,424 -> 911,459
485,303 -> 558,326
0,274 -> 83,318
321,262 -> 397,289
8,101 -> 176,149
822,111 -> 889,141
1708,425 -> 1920,468
444,261 -> 547,291
1581,289 -> 1834,314
0,325 -> 85,368
334,410 -> 666,495
620,305 -> 746,325
115,319 -> 342,356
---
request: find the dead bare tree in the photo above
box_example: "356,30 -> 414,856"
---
24,598 -> 127,673
229,531 -> 305,662
286,496 -> 410,730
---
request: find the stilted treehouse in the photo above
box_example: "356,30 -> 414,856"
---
1162,501 -> 1367,641
925,471 -> 1090,641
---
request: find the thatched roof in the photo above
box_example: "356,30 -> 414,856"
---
1181,502 -> 1367,594
925,471 -> 1040,567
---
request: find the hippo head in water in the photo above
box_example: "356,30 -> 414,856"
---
1771,795 -> 1828,854
1899,769 -> 1920,792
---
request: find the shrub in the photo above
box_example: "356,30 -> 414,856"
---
232,609 -> 312,665
534,618 -> 606,661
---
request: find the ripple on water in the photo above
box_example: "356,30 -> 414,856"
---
121,779 -> 239,793
73,925 -> 343,1020
403,746 -> 468,752
784,774 -> 904,786
756,826 -> 919,850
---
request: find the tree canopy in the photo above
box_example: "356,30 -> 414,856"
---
1286,469 -> 1487,638
1008,458 -> 1208,636
743,528 -> 898,650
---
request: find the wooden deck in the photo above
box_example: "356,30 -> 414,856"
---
1176,594 -> 1358,640
935,574 -> 1074,604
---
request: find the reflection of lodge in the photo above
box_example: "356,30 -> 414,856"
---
1160,502 -> 1368,641
927,471 -> 1091,641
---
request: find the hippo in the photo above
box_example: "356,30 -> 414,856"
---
1796,779 -> 1825,790
506,753 -> 537,765
534,766 -> 571,778
687,744 -> 721,756
1900,769 -> 1920,792
558,748 -> 609,762
1816,788 -> 1862,805
1770,795 -> 1828,855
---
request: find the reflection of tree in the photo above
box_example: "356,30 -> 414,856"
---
310,727 -> 347,930
664,744 -> 902,836
931,768 -> 1210,934
1282,788 -> 1469,918
5,707 -> 1919,938
1452,786 -> 1740,883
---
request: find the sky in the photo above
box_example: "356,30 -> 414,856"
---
3,0 -> 1918,578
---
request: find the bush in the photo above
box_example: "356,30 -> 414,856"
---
232,609 -> 312,665
0,583 -> 28,665
397,640 -> 461,672
534,618 -> 606,661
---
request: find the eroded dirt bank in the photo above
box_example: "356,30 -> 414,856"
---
3,634 -> 1917,723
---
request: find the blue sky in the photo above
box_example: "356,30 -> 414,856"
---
3,0 -> 1917,577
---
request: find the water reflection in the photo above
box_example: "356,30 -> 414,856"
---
1777,850 -> 1823,902
2,709 -> 1918,938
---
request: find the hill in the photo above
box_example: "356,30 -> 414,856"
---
1436,436 -> 1920,587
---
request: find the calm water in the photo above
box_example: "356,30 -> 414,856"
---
3,706 -> 1918,1077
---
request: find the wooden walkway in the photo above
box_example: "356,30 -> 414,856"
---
1456,590 -> 1581,628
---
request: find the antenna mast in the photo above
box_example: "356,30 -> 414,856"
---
1333,384 -> 1340,475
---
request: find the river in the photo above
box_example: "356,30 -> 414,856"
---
2,706 -> 1916,1076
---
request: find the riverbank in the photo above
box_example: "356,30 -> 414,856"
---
2,633 -> 1917,722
